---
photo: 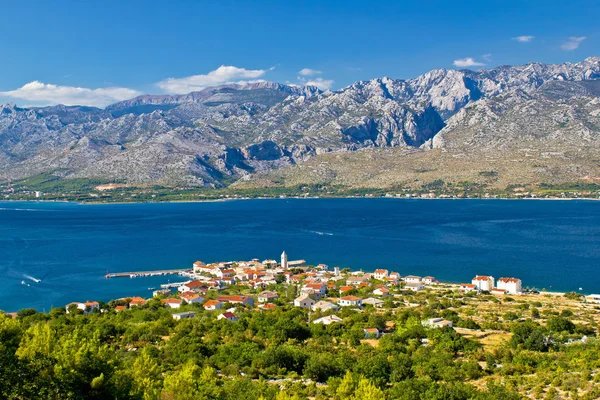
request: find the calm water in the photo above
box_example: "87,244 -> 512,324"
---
1,199 -> 599,311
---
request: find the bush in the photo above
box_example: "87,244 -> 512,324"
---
546,316 -> 575,334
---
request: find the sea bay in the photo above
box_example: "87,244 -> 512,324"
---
1,198 -> 599,311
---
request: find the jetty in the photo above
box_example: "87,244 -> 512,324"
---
105,269 -> 188,279
160,281 -> 190,289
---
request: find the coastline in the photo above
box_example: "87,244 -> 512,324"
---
1,195 -> 600,206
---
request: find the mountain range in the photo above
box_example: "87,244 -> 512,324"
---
1,57 -> 600,190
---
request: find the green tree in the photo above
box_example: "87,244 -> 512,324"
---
130,348 -> 163,400
546,316 -> 575,333
353,377 -> 385,400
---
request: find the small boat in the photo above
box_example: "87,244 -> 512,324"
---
21,280 -> 25,285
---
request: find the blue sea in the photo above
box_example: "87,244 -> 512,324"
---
1,199 -> 599,311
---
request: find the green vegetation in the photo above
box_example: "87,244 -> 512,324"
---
1,283 -> 599,399
3,172 -> 600,204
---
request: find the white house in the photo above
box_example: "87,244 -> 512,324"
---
362,297 -> 385,307
458,284 -> 479,293
192,260 -> 206,273
373,269 -> 389,280
181,292 -> 204,304
496,278 -> 522,294
312,300 -> 339,312
373,287 -> 390,297
203,300 -> 223,310
346,276 -> 367,286
66,301 -> 99,315
423,276 -> 437,285
313,315 -> 343,325
404,282 -> 424,292
294,295 -> 315,309
178,280 -> 204,293
339,296 -> 363,308
404,275 -> 422,284
472,276 -> 495,292
262,259 -> 278,268
258,291 -> 279,303
163,298 -> 183,309
491,288 -> 507,296
172,311 -> 197,320
303,282 -> 326,296
218,312 -> 238,322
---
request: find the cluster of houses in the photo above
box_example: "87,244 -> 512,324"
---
65,255 -> 529,329
65,252 -> 447,325
459,275 -> 523,295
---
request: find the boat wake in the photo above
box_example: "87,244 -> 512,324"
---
308,230 -> 334,236
23,274 -> 41,283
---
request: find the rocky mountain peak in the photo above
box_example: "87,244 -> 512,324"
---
1,57 -> 599,187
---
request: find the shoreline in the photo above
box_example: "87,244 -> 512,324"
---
1,195 -> 600,206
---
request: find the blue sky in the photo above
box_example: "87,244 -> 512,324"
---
0,0 -> 598,107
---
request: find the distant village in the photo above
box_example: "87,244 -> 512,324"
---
63,251 -> 544,330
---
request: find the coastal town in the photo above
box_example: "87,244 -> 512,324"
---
68,251 -> 532,321
7,251 -> 600,400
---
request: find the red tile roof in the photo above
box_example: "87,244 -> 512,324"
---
340,296 -> 362,301
204,300 -> 222,308
162,298 -> 182,304
182,292 -> 202,300
498,277 -> 520,283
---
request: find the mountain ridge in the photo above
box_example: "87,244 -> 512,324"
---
1,57 -> 599,189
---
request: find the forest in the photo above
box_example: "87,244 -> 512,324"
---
1,285 -> 599,399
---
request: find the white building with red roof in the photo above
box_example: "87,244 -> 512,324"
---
496,277 -> 522,294
204,300 -> 223,310
181,292 -> 204,304
339,296 -> 363,308
179,280 -> 204,293
218,312 -> 238,322
373,287 -> 390,297
472,276 -> 495,292
373,269 -> 389,280
458,283 -> 478,293
162,298 -> 183,309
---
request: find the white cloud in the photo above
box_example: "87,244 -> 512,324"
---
156,65 -> 267,94
513,35 -> 535,43
453,58 -> 485,68
298,68 -> 322,76
0,81 -> 141,107
561,36 -> 586,51
482,53 -> 493,62
304,77 -> 334,90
